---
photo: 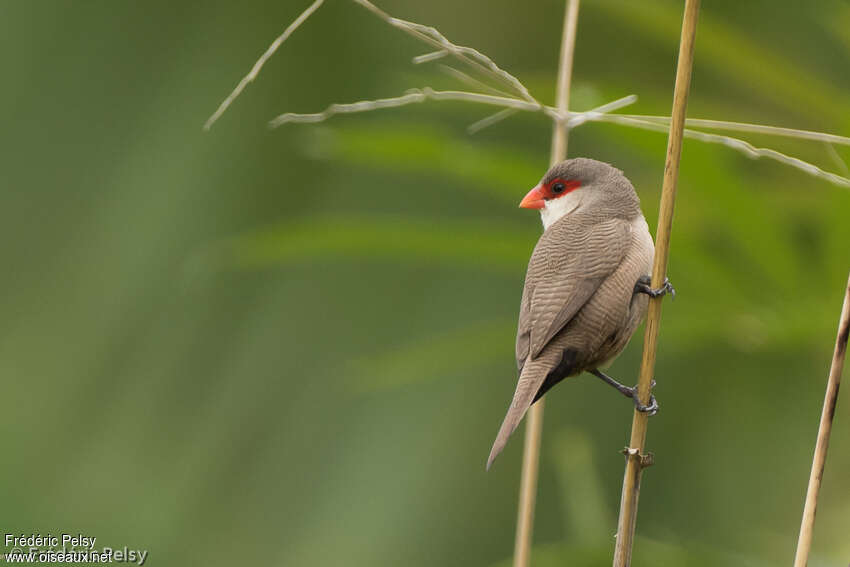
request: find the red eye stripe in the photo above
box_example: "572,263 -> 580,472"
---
543,178 -> 581,199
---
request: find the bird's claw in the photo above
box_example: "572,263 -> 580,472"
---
588,369 -> 659,416
625,381 -> 659,416
633,393 -> 659,416
634,276 -> 676,300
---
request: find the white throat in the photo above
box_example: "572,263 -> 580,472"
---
540,191 -> 582,229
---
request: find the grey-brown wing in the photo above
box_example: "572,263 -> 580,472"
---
515,281 -> 532,370
515,218 -> 630,367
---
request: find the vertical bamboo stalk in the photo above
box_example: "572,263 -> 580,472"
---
513,2 -> 579,566
551,0 -> 580,162
793,272 -> 850,567
611,1 -> 700,566
514,398 -> 545,567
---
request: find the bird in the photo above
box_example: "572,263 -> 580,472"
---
486,158 -> 673,470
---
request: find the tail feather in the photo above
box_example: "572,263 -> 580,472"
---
486,363 -> 548,470
486,349 -> 578,470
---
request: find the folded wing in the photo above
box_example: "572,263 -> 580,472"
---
516,217 -> 631,368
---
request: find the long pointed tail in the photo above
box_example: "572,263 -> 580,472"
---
486,362 -> 549,470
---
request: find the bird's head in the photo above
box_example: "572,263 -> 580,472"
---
520,158 -> 640,228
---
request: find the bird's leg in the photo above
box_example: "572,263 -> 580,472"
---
634,275 -> 676,299
589,369 -> 658,415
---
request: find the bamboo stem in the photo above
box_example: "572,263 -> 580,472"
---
793,272 -> 850,567
551,0 -> 580,161
514,398 -> 545,567
611,1 -> 700,566
513,2 -> 579,566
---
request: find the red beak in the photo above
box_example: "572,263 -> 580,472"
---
519,184 -> 545,209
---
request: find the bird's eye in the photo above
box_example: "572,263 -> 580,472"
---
552,182 -> 566,194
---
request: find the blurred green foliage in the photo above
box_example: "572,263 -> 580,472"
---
2,1 -> 849,566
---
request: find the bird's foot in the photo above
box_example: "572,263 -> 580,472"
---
589,369 -> 659,416
634,275 -> 676,299
631,391 -> 659,416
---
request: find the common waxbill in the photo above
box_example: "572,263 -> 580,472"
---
487,158 -> 672,470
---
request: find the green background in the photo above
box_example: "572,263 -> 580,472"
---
2,1 -> 850,565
